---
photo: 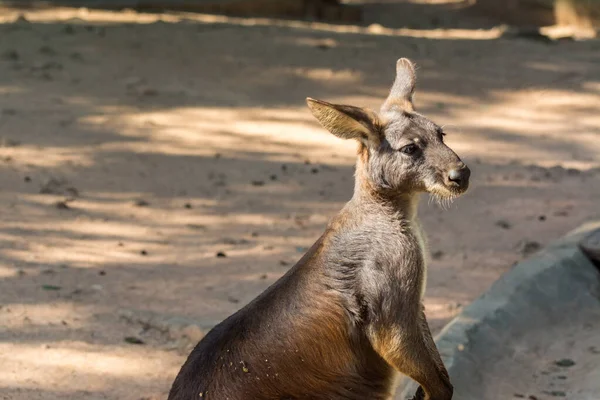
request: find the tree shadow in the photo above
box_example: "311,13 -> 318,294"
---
0,4 -> 599,398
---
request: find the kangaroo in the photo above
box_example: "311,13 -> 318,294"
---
168,58 -> 470,400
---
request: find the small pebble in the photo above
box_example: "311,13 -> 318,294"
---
495,219 -> 511,229
554,358 -> 575,367
216,251 -> 227,258
54,200 -> 71,210
124,336 -> 145,345
140,250 -> 148,256
543,391 -> 566,397
520,240 -> 541,257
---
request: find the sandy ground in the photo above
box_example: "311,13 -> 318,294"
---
0,1 -> 599,399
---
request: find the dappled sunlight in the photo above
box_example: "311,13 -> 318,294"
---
0,145 -> 94,168
82,106 -> 359,163
0,6 -> 506,40
0,4 -> 599,399
2,343 -> 164,378
0,265 -> 19,278
426,88 -> 600,167
0,341 -> 179,398
0,85 -> 24,95
1,302 -> 92,329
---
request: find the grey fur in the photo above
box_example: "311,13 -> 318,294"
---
168,58 -> 469,400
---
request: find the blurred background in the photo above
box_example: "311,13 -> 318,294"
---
0,0 -> 599,399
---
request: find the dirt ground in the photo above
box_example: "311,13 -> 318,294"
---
0,1 -> 599,399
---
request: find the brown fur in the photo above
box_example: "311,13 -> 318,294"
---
168,59 -> 469,400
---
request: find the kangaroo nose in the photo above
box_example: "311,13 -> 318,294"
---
448,165 -> 470,187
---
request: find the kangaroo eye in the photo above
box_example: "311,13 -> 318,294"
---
400,144 -> 418,155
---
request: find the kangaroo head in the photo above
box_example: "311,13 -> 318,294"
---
307,58 -> 470,202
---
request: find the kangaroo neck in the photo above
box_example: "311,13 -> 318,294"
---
351,163 -> 420,223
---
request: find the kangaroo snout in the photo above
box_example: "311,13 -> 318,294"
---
446,163 -> 470,191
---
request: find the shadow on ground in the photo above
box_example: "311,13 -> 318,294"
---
0,3 -> 599,399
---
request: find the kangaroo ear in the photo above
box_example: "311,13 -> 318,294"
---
306,98 -> 380,143
381,58 -> 417,113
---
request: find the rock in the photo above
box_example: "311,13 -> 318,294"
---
124,336 -> 145,345
54,200 -> 71,210
432,250 -> 444,260
543,391 -> 566,397
216,251 -> 227,258
554,358 -> 576,367
519,240 -> 541,257
579,228 -> 600,265
496,219 -> 512,229
133,199 -> 150,207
